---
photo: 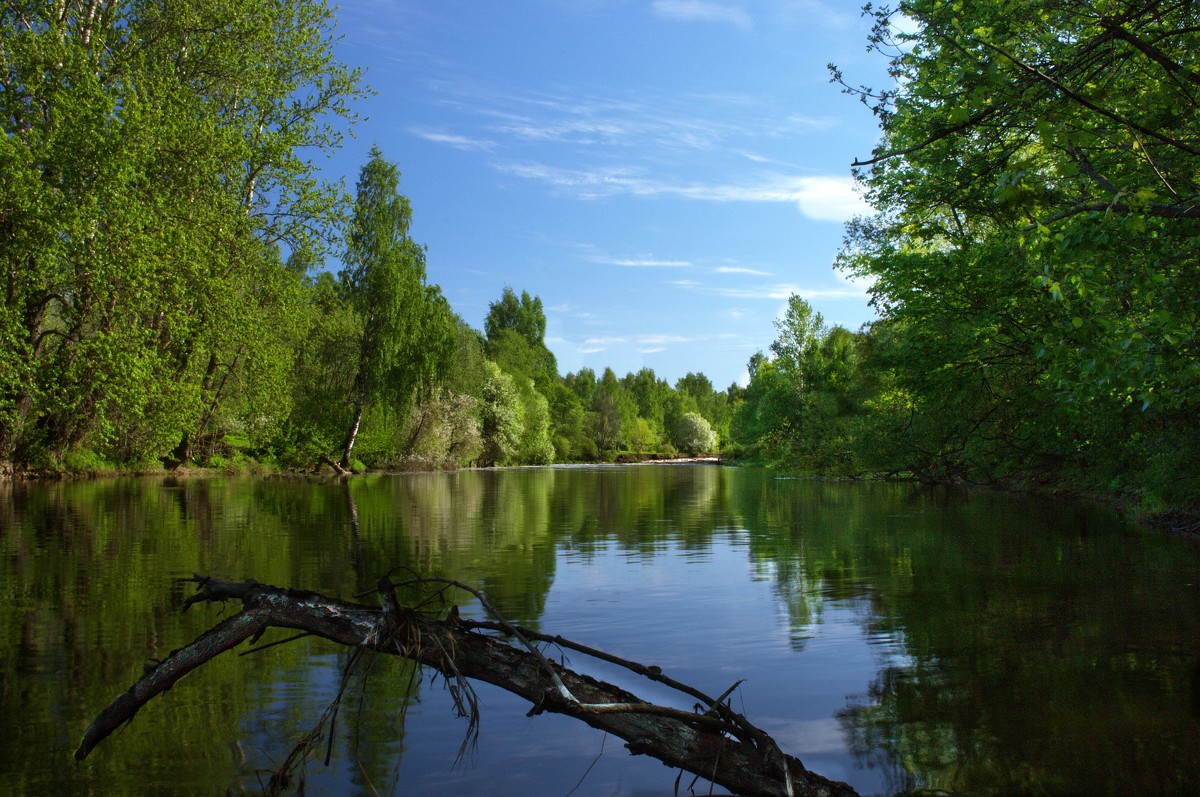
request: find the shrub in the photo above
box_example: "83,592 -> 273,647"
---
675,412 -> 717,456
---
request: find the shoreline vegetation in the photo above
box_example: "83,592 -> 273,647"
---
3,3 -> 1198,535
4,455 -> 1197,543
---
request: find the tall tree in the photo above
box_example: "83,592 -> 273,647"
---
591,368 -> 635,454
484,287 -> 558,389
338,147 -> 448,470
828,1 -> 1200,504
0,0 -> 365,469
478,361 -> 523,467
484,287 -> 547,349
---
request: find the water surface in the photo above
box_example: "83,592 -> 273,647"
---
1,466 -> 1197,795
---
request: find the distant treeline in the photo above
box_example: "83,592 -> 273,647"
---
0,1 -> 726,474
3,1 -> 1198,517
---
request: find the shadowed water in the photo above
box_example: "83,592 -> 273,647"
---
1,466 -> 1197,795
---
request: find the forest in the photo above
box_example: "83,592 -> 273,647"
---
2,1 -> 1197,521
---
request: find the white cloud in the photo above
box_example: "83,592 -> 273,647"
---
408,128 -> 495,151
639,334 -> 692,346
433,80 -> 824,158
580,336 -> 629,352
715,265 -> 771,276
497,164 -> 871,221
791,176 -> 871,222
651,0 -> 752,29
672,279 -> 869,301
590,255 -> 692,268
693,282 -> 799,300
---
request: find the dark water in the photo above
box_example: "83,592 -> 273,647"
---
1,466 -> 1197,796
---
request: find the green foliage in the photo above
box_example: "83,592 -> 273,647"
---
0,0 -> 365,470
676,371 -> 733,444
485,287 -> 546,346
731,296 -> 864,473
0,4 -> 748,476
547,382 -> 589,461
784,0 -> 1200,508
479,361 -> 523,466
591,368 -> 636,453
485,287 -> 558,389
515,381 -> 555,465
337,147 -> 454,468
626,417 -> 659,454
675,412 -> 717,456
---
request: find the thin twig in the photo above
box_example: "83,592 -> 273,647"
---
238,631 -> 312,656
389,574 -> 577,703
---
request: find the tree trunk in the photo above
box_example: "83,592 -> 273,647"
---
340,374 -> 366,470
76,575 -> 861,797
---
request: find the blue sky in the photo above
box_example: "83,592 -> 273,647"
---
321,1 -> 889,388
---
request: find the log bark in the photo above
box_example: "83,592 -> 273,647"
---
76,575 -> 859,797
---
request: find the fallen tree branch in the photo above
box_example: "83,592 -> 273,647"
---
76,575 -> 859,797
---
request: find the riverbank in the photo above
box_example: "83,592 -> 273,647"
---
4,456 -> 1196,543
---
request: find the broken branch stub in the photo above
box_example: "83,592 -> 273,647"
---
76,575 -> 860,797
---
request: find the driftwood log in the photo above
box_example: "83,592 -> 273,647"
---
76,574 -> 859,797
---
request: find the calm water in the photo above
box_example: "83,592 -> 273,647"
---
1,466 -> 1198,796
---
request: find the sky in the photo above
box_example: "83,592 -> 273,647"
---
320,0 -> 890,389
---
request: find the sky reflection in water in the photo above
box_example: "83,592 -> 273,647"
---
2,467 -> 1198,796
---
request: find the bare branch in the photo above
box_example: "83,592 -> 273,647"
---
76,576 -> 860,797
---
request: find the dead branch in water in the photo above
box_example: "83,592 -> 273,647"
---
76,573 -> 859,797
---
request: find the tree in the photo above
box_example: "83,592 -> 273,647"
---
485,287 -> 546,346
591,368 -> 635,454
676,371 -> 732,444
484,287 -> 558,390
338,147 -> 450,471
770,296 -> 825,394
514,380 -> 555,465
626,416 -> 659,454
401,388 -> 482,469
675,412 -> 717,456
565,368 -> 598,405
828,1 -> 1200,505
0,0 -> 366,470
624,368 -> 672,443
478,361 -> 523,467
546,381 -> 590,461
731,357 -> 801,465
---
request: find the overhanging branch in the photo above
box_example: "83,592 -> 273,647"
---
76,575 -> 860,797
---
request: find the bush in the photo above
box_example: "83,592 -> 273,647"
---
675,412 -> 717,456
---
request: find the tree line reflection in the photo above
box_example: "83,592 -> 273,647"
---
1,469 -> 1197,795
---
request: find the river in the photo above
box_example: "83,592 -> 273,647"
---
1,465 -> 1197,795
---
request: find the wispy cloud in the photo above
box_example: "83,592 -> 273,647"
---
639,334 -> 692,346
715,265 -> 771,276
672,279 -> 869,301
573,331 -> 700,355
410,72 -> 871,222
582,336 -> 629,348
588,254 -> 692,268
498,164 -> 870,222
421,81 -> 830,159
408,128 -> 496,151
546,303 -> 596,320
651,0 -> 753,29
